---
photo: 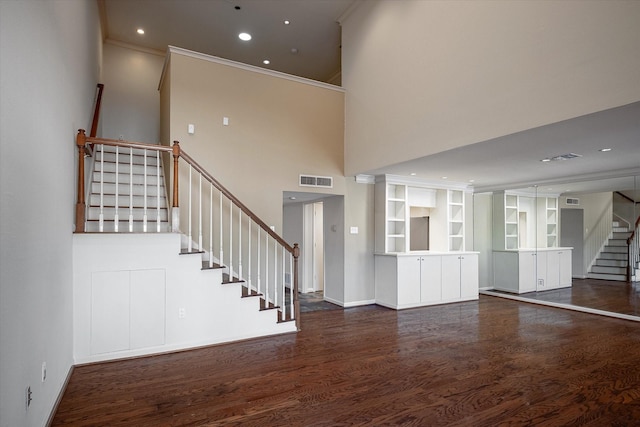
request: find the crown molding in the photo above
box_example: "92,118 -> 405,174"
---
167,46 -> 345,93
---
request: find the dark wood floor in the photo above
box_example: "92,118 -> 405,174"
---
489,278 -> 640,317
52,296 -> 640,426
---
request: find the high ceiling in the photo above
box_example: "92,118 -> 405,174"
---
102,0 -> 354,84
102,0 -> 640,196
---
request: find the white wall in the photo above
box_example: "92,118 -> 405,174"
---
323,195 -> 345,306
342,0 -> 640,175
101,42 -> 165,142
0,1 -> 101,426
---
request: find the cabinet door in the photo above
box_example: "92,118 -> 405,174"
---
397,256 -> 421,305
546,251 -> 560,289
441,255 -> 461,300
420,256 -> 442,303
460,255 -> 478,298
518,252 -> 536,293
558,250 -> 572,286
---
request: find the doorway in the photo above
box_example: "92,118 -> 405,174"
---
561,208 -> 584,277
303,202 -> 324,294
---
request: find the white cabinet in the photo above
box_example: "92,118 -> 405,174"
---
375,181 -> 408,253
375,252 -> 478,309
493,248 -> 572,294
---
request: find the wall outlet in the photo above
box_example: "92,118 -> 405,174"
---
178,307 -> 186,319
41,362 -> 46,383
538,279 -> 544,286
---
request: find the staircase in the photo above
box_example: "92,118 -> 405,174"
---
588,221 -> 631,281
86,144 -> 170,232
74,134 -> 299,363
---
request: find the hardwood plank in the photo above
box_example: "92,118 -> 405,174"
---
51,297 -> 640,426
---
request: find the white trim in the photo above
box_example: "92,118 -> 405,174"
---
474,167 -> 640,194
481,290 -> 640,323
167,46 -> 345,92
105,38 -> 166,57
344,299 -> 376,308
376,174 -> 473,191
355,174 -> 375,184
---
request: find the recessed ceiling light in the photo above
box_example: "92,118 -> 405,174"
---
263,59 -> 270,65
468,179 -> 475,183
136,28 -> 145,35
284,20 -> 290,25
290,48 -> 298,54
410,172 -> 417,176
289,196 -> 296,200
599,148 -> 612,152
541,158 -> 551,162
441,176 -> 448,180
238,32 -> 252,41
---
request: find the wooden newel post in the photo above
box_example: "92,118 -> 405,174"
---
75,129 -> 87,233
293,243 -> 301,330
171,141 -> 181,232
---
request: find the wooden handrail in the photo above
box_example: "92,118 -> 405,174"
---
179,149 -> 295,254
626,215 -> 640,246
85,136 -> 174,153
90,84 -> 104,138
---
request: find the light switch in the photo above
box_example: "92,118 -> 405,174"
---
223,117 -> 229,126
188,124 -> 195,134
350,226 -> 359,234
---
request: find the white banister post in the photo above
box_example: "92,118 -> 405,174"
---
282,246 -> 285,316
129,147 -> 133,232
114,146 -> 119,232
238,210 -> 243,281
143,149 -> 148,232
98,144 -> 104,232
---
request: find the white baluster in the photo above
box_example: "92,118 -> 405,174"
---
129,147 -> 133,232
282,246 -> 286,316
248,220 -> 252,293
99,144 -> 104,232
238,210 -> 243,281
265,233 -> 269,306
198,174 -> 202,251
219,190 -> 223,267
289,252 -> 294,320
143,149 -> 148,232
209,183 -> 213,268
257,227 -> 261,296
274,238 -> 278,308
114,146 -> 119,232
188,165 -> 192,252
156,150 -> 161,232
229,202 -> 233,279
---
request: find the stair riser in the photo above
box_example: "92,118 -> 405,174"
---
87,207 -> 168,221
587,273 -> 627,281
95,162 -> 161,176
595,259 -> 628,267
612,232 -> 631,240
90,182 -> 165,196
96,144 -> 163,157
84,221 -> 170,233
607,239 -> 628,247
591,265 -> 627,275
92,171 -> 163,185
89,194 -> 168,209
603,246 -> 628,253
598,252 -> 628,260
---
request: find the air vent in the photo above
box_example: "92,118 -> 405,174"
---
299,174 -> 333,188
566,198 -> 580,205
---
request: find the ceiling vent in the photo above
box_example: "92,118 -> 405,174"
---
299,174 -> 333,188
551,153 -> 582,161
566,197 -> 580,206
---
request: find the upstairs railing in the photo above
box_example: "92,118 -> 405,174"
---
75,129 -> 300,327
627,215 -> 640,281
